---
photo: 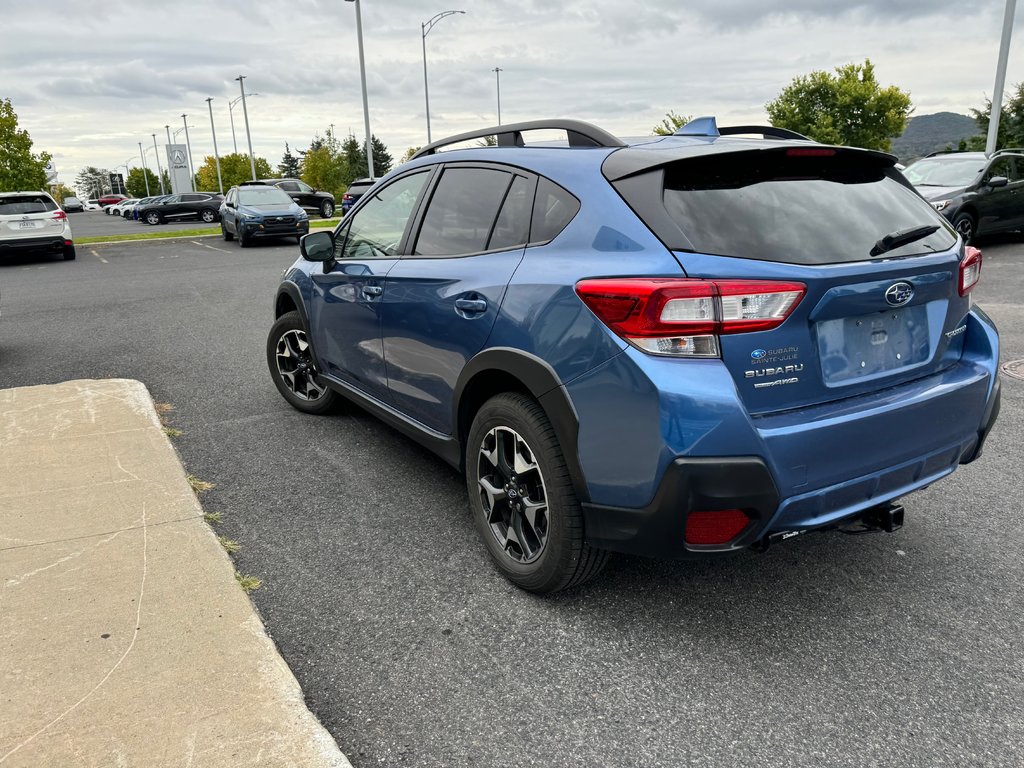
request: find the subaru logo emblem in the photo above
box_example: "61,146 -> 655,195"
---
884,282 -> 914,307
751,349 -> 767,360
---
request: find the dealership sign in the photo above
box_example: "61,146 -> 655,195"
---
165,144 -> 191,194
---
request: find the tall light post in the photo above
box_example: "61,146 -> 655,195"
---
179,115 -> 196,191
493,67 -> 503,125
206,97 -> 224,194
987,0 -> 1018,154
421,10 -> 466,144
152,134 -> 166,194
345,0 -> 376,179
138,142 -> 150,196
228,92 -> 259,154
235,75 -> 258,181
120,158 -> 133,195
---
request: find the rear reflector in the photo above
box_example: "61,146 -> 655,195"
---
575,278 -> 805,357
685,509 -> 751,545
959,246 -> 982,296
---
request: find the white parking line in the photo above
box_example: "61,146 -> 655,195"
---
193,240 -> 229,253
90,249 -> 108,264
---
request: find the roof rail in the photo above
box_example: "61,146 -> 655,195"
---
924,149 -> 968,158
991,147 -> 1024,157
409,119 -> 626,160
673,116 -> 810,141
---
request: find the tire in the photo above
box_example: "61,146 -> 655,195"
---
221,223 -> 234,241
295,235 -> 303,244
266,311 -> 340,415
200,208 -> 217,224
319,200 -> 334,218
144,211 -> 162,226
238,228 -> 250,248
466,392 -> 608,593
953,212 -> 976,244
63,245 -> 76,261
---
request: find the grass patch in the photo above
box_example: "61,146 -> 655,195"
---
235,572 -> 262,593
186,474 -> 215,494
218,536 -> 241,554
203,511 -> 223,524
163,426 -> 183,438
77,227 -> 220,244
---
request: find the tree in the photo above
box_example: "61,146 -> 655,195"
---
765,59 -> 912,151
126,167 -> 159,198
966,83 -> 1024,151
0,98 -> 51,191
279,143 -> 301,177
652,111 -> 690,136
399,147 -> 422,164
195,153 -> 274,192
75,166 -> 111,198
340,134 -> 392,181
50,184 -> 76,204
371,135 -> 393,177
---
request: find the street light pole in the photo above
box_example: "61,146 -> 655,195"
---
421,10 -> 466,144
346,0 -> 375,179
206,97 -> 224,194
228,92 -> 259,155
987,0 -> 1018,155
493,67 -> 502,125
152,134 -> 166,194
138,142 -> 150,196
181,114 -> 196,191
235,75 -> 258,181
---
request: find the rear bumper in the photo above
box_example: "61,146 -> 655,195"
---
0,235 -> 69,256
572,309 -> 1000,557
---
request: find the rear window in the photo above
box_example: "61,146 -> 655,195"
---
653,151 -> 956,264
0,195 -> 57,215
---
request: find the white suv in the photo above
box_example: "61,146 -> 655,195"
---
0,191 -> 76,261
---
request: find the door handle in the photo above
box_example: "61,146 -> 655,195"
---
362,285 -> 383,297
455,298 -> 487,313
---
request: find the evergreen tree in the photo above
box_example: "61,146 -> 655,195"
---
278,143 -> 301,177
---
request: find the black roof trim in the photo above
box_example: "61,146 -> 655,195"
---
410,119 -> 626,160
718,125 -> 810,140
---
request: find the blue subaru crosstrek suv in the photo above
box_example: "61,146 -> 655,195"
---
266,118 -> 1001,593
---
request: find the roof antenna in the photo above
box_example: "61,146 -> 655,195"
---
674,116 -> 720,137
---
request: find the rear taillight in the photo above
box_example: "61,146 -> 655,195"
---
53,210 -> 67,221
959,246 -> 982,296
575,278 -> 805,357
343,194 -> 353,201
685,509 -> 751,545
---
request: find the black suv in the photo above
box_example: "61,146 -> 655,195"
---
138,192 -> 223,225
254,178 -> 335,218
904,149 -> 1024,242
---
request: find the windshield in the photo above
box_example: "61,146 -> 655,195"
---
648,150 -> 956,264
239,187 -> 293,205
903,157 -> 986,187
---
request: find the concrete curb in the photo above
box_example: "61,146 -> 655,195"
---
0,379 -> 351,767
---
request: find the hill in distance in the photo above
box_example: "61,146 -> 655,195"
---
892,112 -> 980,162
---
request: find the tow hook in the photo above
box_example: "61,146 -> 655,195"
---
839,502 -> 905,535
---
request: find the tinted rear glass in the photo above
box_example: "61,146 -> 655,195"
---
659,151 -> 956,263
414,168 -> 511,256
0,195 -> 57,214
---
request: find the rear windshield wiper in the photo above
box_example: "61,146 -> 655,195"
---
870,224 -> 940,257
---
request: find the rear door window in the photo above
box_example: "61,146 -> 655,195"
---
413,167 -> 512,256
488,175 -> 534,251
646,150 -> 956,263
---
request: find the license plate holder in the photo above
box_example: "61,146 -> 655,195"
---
18,221 -> 39,230
817,305 -> 930,384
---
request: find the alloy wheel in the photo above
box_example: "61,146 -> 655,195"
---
275,329 -> 328,401
477,426 -> 549,564
202,209 -> 216,223
955,216 -> 974,242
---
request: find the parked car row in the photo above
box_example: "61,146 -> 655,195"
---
112,193 -> 225,225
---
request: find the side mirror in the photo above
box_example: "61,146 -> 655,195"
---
226,201 -> 236,209
987,175 -> 1009,188
300,230 -> 335,262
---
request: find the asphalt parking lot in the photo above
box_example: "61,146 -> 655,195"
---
1,238 -> 1022,767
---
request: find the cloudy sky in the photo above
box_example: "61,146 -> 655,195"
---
1,0 -> 1019,189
